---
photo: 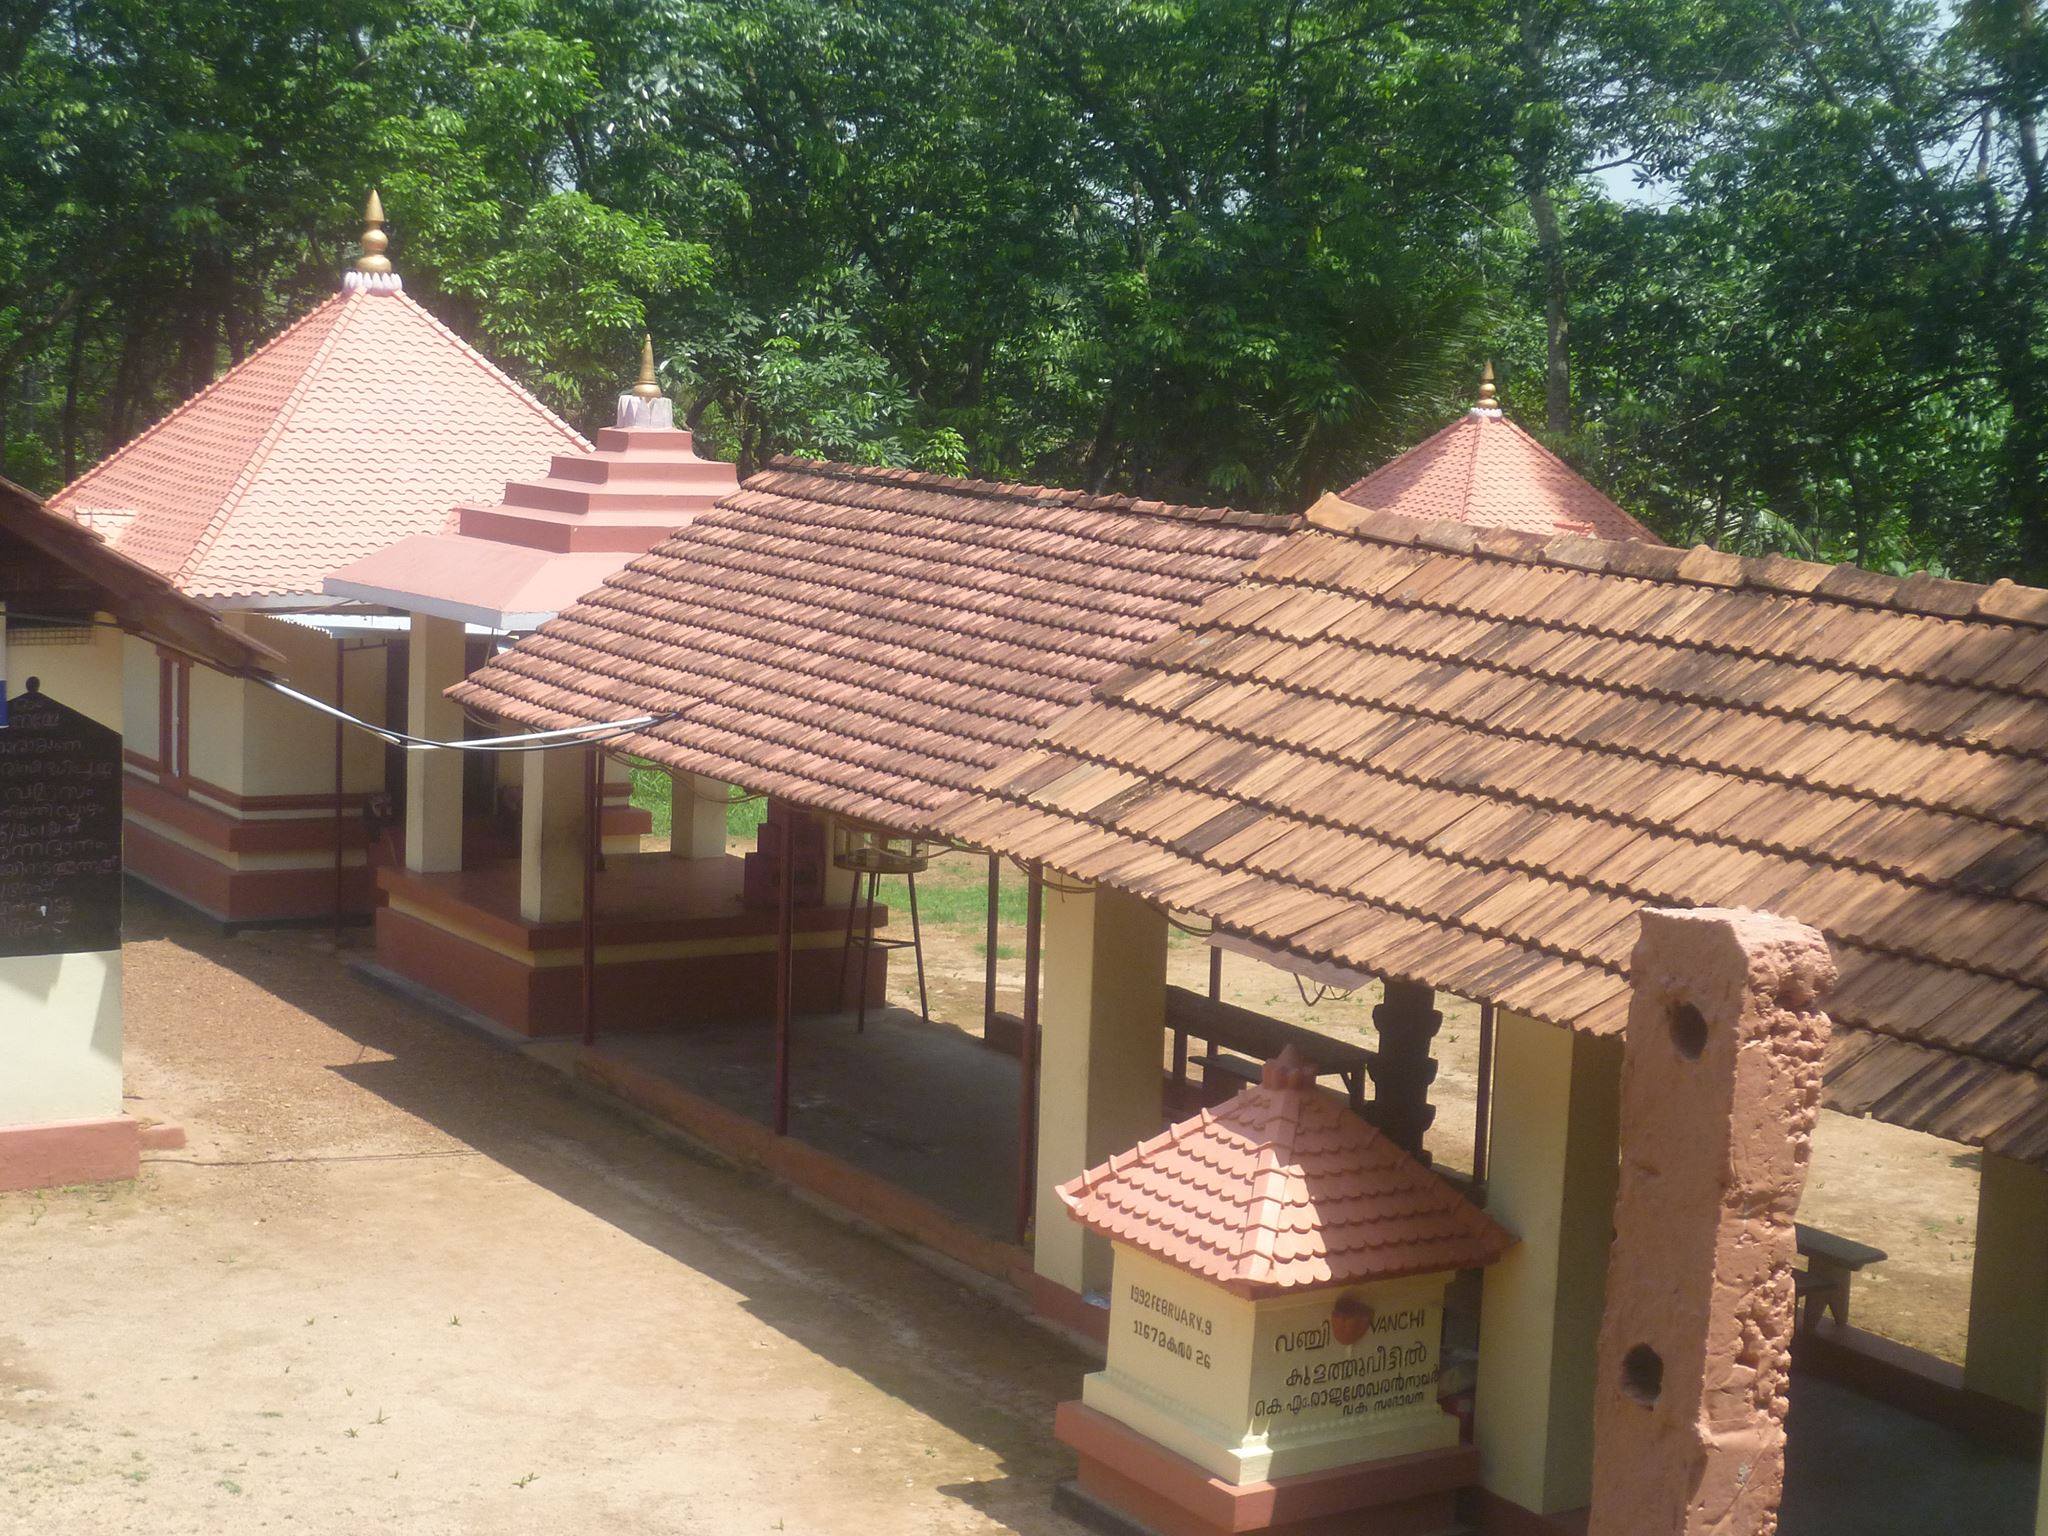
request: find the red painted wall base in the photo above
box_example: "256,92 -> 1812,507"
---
1055,1401 -> 1473,1536
0,1116 -> 141,1192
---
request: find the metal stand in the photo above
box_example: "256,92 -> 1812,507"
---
834,844 -> 930,1031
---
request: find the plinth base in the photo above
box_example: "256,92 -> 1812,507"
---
0,1115 -> 140,1192
1056,1401 -> 1475,1536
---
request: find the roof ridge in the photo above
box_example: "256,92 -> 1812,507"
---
1333,504 -> 2048,631
389,290 -> 591,453
50,293 -> 348,514
1485,414 -> 1656,541
759,456 -> 1288,532
175,292 -> 367,588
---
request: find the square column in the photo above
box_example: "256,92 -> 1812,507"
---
1965,1151 -> 2048,1414
1033,882 -> 1167,1297
404,613 -> 466,874
667,771 -> 733,860
520,747 -> 587,924
1473,1009 -> 1623,1518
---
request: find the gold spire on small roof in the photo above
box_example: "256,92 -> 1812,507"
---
632,334 -> 662,400
1469,360 -> 1503,419
356,190 -> 391,275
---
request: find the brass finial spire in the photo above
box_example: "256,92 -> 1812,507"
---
632,334 -> 662,400
355,190 -> 392,275
1471,360 -> 1502,418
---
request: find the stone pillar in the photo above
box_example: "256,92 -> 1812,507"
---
1586,908 -> 1834,1536
1473,1009 -> 1623,1517
1369,977 -> 1442,1160
667,771 -> 732,860
1033,882 -> 1167,1298
519,747 -> 587,924
1965,1152 -> 2048,1414
404,613 -> 465,874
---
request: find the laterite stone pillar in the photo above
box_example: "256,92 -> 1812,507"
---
1033,882 -> 1167,1299
1368,977 -> 1441,1160
1586,907 -> 1835,1536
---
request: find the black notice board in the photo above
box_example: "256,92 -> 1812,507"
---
0,688 -> 122,958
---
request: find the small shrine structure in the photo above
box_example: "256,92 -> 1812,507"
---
1054,1046 -> 1512,1536
45,194 -> 591,924
320,339 -> 741,1030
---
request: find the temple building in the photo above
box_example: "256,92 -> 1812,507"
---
44,195 -> 597,924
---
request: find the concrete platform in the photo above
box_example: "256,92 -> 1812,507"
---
585,1006 -> 1026,1248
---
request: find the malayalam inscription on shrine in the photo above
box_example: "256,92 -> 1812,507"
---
0,688 -> 122,959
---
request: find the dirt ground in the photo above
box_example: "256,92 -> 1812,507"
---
889,850 -> 1980,1365
0,890 -> 1093,1536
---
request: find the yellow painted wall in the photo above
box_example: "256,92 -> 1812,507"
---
0,950 -> 122,1126
6,615 -> 125,731
120,635 -> 159,759
1966,1152 -> 2048,1414
185,656 -> 246,792
1473,1010 -> 1622,1517
230,615 -> 388,799
1033,881 -> 1167,1296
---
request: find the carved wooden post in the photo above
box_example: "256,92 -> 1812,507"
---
1368,977 -> 1441,1160
1587,907 -> 1835,1536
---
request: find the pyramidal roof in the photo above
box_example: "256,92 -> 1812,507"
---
1058,1048 -> 1513,1295
1336,372 -> 1656,544
51,205 -> 587,605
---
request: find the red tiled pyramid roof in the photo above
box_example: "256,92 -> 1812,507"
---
1059,1049 -> 1513,1294
50,290 -> 587,603
1338,410 -> 1656,544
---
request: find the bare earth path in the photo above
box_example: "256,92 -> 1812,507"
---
0,890 -> 1091,1536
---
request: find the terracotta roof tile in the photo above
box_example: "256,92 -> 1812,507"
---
1059,1050 -> 1513,1293
51,290 -> 586,602
938,508 -> 2048,1168
451,459 -> 1294,831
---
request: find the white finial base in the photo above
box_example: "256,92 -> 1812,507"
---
616,393 -> 674,429
344,271 -> 404,296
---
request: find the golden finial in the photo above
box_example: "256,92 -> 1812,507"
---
1476,360 -> 1499,413
631,334 -> 662,400
355,190 -> 391,275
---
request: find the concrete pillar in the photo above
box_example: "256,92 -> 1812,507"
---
1965,1151 -> 2048,1414
1032,881 -> 1167,1297
520,747 -> 587,924
1474,1009 -> 1624,1518
404,613 -> 465,874
668,771 -> 733,860
1369,977 -> 1442,1160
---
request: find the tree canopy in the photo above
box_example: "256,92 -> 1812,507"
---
3,0 -> 2043,579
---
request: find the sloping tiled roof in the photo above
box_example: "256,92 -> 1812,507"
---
50,290 -> 587,602
939,500 -> 2048,1166
1338,411 -> 1656,544
450,458 -> 1295,832
1058,1048 -> 1513,1294
0,475 -> 281,677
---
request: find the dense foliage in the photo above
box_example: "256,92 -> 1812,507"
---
3,0 -> 2043,578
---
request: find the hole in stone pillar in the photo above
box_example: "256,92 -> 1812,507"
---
1669,1001 -> 1708,1061
1620,1343 -> 1664,1406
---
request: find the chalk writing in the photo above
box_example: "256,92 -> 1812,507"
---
0,689 -> 121,958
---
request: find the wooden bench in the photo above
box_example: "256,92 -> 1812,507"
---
1164,985 -> 1372,1110
1795,1223 -> 1887,1330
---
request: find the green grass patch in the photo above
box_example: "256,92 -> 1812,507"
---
628,763 -> 769,840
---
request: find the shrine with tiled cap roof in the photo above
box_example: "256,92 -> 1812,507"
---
42,194 -> 633,925
1054,1045 -> 1511,1536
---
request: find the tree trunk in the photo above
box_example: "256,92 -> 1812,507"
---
60,306 -> 88,482
1528,184 -> 1571,433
